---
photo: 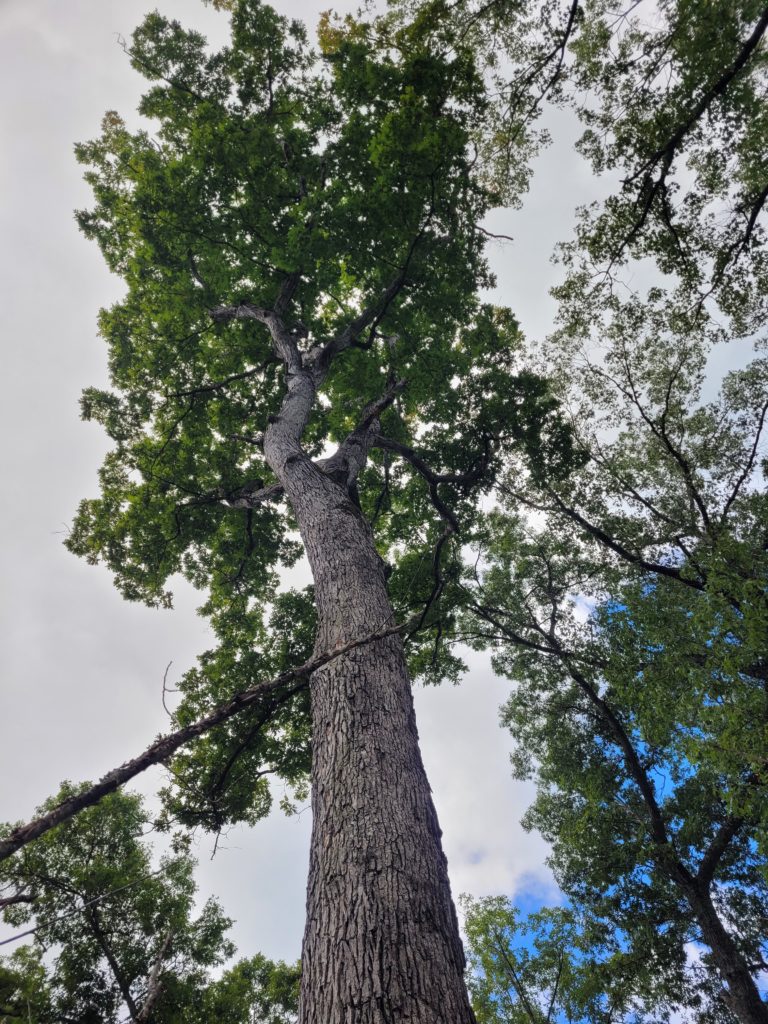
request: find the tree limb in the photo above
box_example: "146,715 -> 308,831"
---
500,482 -> 705,591
697,816 -> 744,887
616,5 -> 768,255
136,930 -> 173,1023
0,618 -> 415,864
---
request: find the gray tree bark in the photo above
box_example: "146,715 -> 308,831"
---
261,338 -> 476,1022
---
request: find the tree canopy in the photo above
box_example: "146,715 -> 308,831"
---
439,0 -> 768,1020
1,0 -> 766,1021
0,788 -> 299,1022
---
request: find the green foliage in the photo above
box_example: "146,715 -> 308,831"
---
68,0 -> 577,831
0,788 -> 256,1022
421,2 -> 768,1015
460,328 -> 768,1019
399,0 -> 768,338
197,953 -> 300,1023
462,895 -> 675,1024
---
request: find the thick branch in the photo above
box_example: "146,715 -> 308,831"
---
310,272 -> 408,373
210,303 -> 303,375
0,892 -> 34,911
319,379 -> 408,489
0,619 -> 414,864
373,433 -> 492,533
697,816 -> 744,887
225,480 -> 284,509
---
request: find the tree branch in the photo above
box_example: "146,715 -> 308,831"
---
86,904 -> 141,1021
697,816 -> 744,887
210,303 -> 303,375
373,433 -> 493,533
615,5 -> 768,256
310,272 -> 409,373
0,618 -> 416,864
0,892 -> 34,911
721,397 -> 768,524
318,379 -> 408,489
136,930 -> 173,1023
500,482 -> 705,592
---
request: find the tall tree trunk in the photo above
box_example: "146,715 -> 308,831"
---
683,880 -> 768,1024
272,447 -> 475,1023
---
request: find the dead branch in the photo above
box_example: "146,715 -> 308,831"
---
0,618 -> 415,864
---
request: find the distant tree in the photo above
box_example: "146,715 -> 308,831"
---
458,184 -> 768,1024
461,894 -> 673,1024
0,787 -> 299,1022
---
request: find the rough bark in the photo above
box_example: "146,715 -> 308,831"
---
263,359 -> 475,1021
682,879 -> 768,1024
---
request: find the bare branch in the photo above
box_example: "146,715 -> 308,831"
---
136,930 -> 173,1023
161,662 -> 176,718
0,618 -> 416,864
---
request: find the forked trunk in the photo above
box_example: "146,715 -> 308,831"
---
276,451 -> 475,1023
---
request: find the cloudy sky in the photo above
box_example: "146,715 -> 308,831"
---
0,0 -> 601,963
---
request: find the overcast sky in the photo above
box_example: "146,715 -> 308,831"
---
0,0 -> 602,964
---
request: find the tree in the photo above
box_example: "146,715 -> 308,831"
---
0,787 -> 299,1023
413,2 -> 768,1021
3,0 -> 764,1018
0,2 -> 575,1021
457,187 -> 768,1024
461,895 -> 669,1024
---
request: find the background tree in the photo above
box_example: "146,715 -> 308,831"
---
0,788 -> 301,1023
454,106 -> 768,1024
461,895 -> 671,1024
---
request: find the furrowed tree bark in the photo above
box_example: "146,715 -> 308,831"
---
681,878 -> 768,1024
263,359 -> 475,1022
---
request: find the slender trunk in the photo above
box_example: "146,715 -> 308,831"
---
272,446 -> 475,1023
682,879 -> 768,1024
